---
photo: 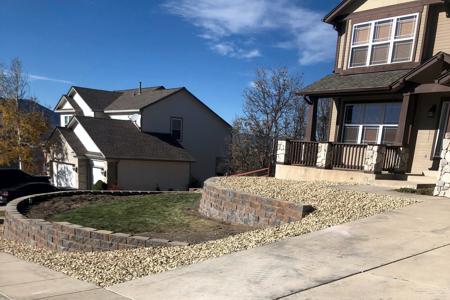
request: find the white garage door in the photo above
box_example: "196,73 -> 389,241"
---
53,162 -> 77,188
92,167 -> 104,185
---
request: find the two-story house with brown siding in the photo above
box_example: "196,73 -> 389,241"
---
275,0 -> 450,189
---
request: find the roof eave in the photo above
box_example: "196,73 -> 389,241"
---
100,156 -> 195,163
323,0 -> 354,24
298,86 -> 397,97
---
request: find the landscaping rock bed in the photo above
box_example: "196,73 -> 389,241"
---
0,177 -> 420,287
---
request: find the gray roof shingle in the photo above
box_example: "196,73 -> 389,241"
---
72,86 -> 122,111
71,85 -> 183,112
300,70 -> 410,96
56,127 -> 87,156
74,116 -> 194,162
104,87 -> 183,111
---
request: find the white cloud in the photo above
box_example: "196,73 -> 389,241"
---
163,0 -> 336,64
29,74 -> 74,85
212,42 -> 261,59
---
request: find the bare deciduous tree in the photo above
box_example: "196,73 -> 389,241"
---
230,67 -> 307,173
0,58 -> 49,174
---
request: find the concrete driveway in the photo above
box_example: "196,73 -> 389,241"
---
108,197 -> 450,299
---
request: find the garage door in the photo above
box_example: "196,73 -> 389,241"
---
53,162 -> 77,188
92,167 -> 104,185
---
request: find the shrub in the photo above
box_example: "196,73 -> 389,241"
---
92,180 -> 107,191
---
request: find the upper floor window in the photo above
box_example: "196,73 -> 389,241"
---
61,114 -> 72,126
170,117 -> 183,141
349,14 -> 418,68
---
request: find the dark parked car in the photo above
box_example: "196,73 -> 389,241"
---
0,169 -> 57,204
0,169 -> 50,189
0,182 -> 59,204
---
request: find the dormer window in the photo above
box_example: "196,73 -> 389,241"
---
61,114 -> 72,126
349,14 -> 418,68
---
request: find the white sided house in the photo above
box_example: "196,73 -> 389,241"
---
47,85 -> 231,190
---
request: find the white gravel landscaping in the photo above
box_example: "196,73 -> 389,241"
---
0,177 -> 420,287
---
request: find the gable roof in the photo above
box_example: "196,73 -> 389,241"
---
104,87 -> 183,111
54,95 -> 83,114
59,85 -> 231,128
55,126 -> 87,156
71,86 -> 122,112
72,116 -> 194,162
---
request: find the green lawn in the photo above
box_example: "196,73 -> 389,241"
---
48,193 -> 248,242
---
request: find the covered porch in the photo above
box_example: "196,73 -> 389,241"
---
276,52 -> 450,189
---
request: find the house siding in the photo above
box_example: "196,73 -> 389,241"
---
432,10 -> 450,55
409,95 -> 440,173
354,0 -> 419,12
342,19 -> 353,71
78,158 -> 89,189
328,100 -> 338,142
47,134 -> 80,189
141,90 -> 231,182
117,160 -> 190,190
337,30 -> 347,69
415,4 -> 429,62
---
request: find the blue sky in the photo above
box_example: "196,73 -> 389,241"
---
0,0 -> 340,123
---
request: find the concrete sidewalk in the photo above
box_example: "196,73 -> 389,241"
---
0,253 -> 128,300
108,198 -> 450,299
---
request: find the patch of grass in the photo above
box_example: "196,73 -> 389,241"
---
48,193 -> 239,239
396,187 -> 434,196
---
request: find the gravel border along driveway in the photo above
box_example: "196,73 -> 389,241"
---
0,177 -> 420,287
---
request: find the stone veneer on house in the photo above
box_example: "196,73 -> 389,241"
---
3,191 -> 189,252
435,135 -> 450,197
199,178 -> 313,227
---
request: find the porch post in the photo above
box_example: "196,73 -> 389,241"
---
363,144 -> 386,174
276,140 -> 291,165
395,93 -> 415,146
305,97 -> 318,141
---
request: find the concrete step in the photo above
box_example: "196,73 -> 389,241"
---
423,170 -> 439,178
372,180 -> 434,189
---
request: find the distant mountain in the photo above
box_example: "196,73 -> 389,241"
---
17,99 -> 59,129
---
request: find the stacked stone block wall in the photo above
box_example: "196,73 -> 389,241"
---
435,136 -> 450,197
3,191 -> 189,252
199,178 -> 312,226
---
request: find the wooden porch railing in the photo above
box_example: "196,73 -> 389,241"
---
289,141 -> 319,166
230,168 -> 269,177
331,143 -> 367,170
383,145 -> 402,171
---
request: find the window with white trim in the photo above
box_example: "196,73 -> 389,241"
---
61,114 -> 72,126
342,102 -> 402,145
349,14 -> 418,68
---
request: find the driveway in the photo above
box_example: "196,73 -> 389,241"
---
108,197 -> 450,299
